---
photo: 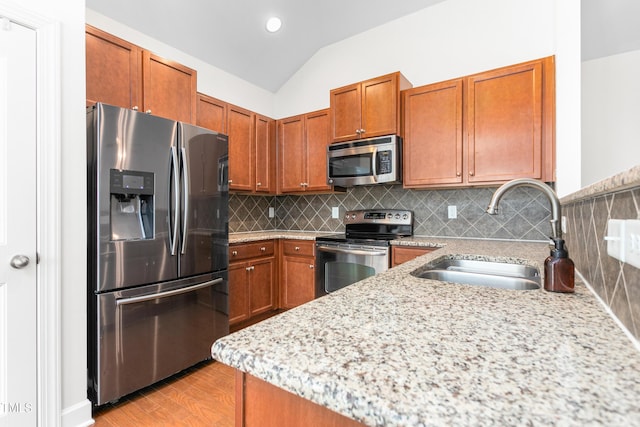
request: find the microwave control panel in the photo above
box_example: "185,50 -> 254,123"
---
376,150 -> 393,174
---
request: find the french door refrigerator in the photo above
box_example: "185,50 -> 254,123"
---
86,103 -> 229,406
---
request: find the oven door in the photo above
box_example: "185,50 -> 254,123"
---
315,242 -> 390,296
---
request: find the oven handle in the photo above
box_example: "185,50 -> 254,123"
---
316,245 -> 388,257
115,278 -> 223,306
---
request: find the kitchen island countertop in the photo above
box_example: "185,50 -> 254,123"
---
212,237 -> 640,426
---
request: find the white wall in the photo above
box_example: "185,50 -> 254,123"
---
274,0 -> 582,195
582,49 -> 640,186
86,9 -> 276,117
9,0 -> 91,425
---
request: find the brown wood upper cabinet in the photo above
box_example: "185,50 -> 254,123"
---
402,56 -> 555,188
86,25 -> 141,110
196,93 -> 227,134
330,72 -> 412,143
197,95 -> 276,194
278,109 -> 332,194
85,25 -> 197,124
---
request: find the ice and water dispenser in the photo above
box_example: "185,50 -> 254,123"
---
109,169 -> 154,241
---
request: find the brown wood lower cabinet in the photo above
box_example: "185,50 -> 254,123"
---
280,240 -> 316,309
391,246 -> 437,267
229,241 -> 277,325
236,371 -> 364,427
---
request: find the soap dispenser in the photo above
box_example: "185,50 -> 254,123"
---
544,238 -> 575,293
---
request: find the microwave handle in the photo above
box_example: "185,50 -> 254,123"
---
371,147 -> 378,182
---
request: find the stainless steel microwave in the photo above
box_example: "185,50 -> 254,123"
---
327,135 -> 402,187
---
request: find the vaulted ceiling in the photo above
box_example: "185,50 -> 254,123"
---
85,0 -> 445,92
86,1 -> 640,93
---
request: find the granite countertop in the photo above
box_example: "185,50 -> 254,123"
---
229,230 -> 334,244
212,238 -> 640,426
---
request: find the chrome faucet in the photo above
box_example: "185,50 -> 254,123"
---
486,178 -> 562,239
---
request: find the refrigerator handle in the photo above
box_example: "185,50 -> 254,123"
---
115,277 -> 224,306
169,146 -> 180,256
180,146 -> 189,255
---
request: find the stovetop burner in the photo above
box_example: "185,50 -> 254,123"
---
316,209 -> 413,244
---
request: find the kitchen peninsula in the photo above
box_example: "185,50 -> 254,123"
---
212,238 -> 640,426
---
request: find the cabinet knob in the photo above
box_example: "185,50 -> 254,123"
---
228,179 -> 233,184
132,106 -> 139,111
246,266 -> 254,271
232,250 -> 238,256
145,109 -> 152,114
256,182 -> 262,187
294,246 -> 300,251
309,265 -> 314,269
260,247 -> 266,251
360,129 -> 365,134
456,172 -> 461,177
469,172 -> 475,177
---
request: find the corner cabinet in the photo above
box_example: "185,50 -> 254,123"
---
228,241 -> 277,326
402,56 -> 555,188
278,109 -> 333,194
330,72 -> 412,142
85,25 -> 197,124
280,240 -> 316,309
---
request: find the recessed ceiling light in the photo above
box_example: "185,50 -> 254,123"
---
265,16 -> 282,33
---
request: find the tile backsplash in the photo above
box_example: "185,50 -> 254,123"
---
230,185 -> 552,241
563,186 -> 640,340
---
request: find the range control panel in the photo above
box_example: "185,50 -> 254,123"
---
344,209 -> 413,226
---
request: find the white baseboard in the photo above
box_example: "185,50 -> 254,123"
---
61,399 -> 94,427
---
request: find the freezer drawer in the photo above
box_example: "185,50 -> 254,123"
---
89,272 -> 228,406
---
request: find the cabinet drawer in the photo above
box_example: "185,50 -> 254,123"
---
282,240 -> 315,257
229,240 -> 275,262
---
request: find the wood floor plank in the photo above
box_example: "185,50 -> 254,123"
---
93,361 -> 235,426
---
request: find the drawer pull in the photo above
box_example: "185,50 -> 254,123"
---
309,265 -> 314,269
294,246 -> 300,251
232,250 -> 238,256
260,247 -> 266,251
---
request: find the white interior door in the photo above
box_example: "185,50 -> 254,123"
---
0,19 -> 37,427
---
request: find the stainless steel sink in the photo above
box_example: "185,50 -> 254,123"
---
411,258 -> 541,290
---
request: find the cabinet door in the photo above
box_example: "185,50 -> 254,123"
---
85,25 -> 142,109
403,79 -> 464,187
142,51 -> 197,124
278,115 -> 306,193
229,262 -> 250,325
281,256 -> 315,309
361,74 -> 398,139
249,257 -> 276,317
330,82 -> 362,142
391,246 -> 436,267
196,93 -> 227,134
467,60 -> 543,183
228,104 -> 255,192
304,109 -> 332,192
255,114 -> 276,193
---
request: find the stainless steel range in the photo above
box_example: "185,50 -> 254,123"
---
315,209 -> 413,296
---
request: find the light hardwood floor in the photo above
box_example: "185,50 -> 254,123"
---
92,361 -> 235,426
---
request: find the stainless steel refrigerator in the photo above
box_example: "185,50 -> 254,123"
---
86,103 -> 229,406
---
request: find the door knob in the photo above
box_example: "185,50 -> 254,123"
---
10,255 -> 30,269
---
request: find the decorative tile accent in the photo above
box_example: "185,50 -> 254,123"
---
563,187 -> 640,340
231,185 -> 552,241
